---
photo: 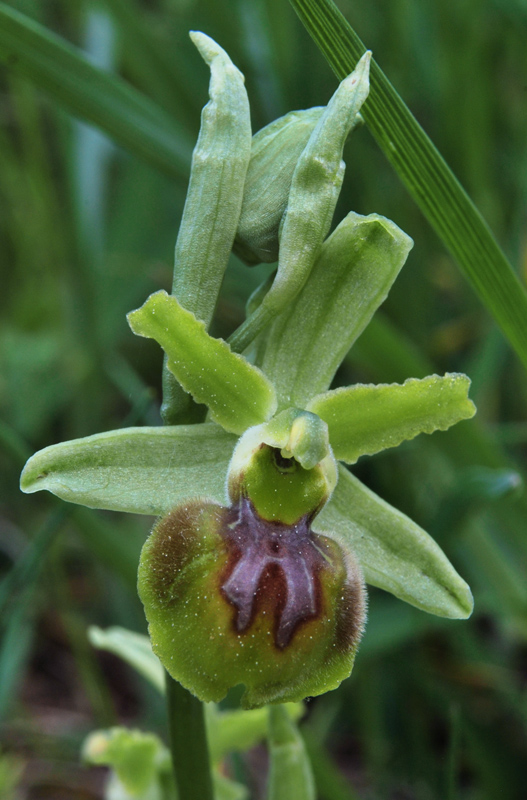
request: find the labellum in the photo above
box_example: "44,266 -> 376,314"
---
138,418 -> 367,708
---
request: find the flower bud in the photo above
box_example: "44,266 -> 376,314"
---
138,410 -> 366,708
233,108 -> 323,265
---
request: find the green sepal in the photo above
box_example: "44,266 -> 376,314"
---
318,465 -> 474,619
308,373 -> 476,463
262,211 -> 413,407
267,705 -> 316,800
229,53 -> 371,353
128,290 -> 277,434
233,107 -> 323,265
20,423 -> 236,514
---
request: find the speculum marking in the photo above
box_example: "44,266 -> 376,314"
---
221,498 -> 326,648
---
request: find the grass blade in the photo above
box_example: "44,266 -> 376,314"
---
0,3 -> 192,180
288,0 -> 527,369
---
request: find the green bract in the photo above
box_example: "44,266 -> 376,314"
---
20,33 -> 476,709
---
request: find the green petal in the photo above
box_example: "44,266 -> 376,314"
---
308,373 -> 476,463
128,291 -> 277,434
318,465 -> 473,619
20,423 -> 236,514
261,212 -> 413,408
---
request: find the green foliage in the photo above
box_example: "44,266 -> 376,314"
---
2,0 -> 527,798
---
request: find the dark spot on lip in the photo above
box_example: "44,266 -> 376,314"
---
219,498 -> 325,649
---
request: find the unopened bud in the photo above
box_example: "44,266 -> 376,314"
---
234,108 -> 323,265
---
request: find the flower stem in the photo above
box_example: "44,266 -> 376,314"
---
165,670 -> 214,800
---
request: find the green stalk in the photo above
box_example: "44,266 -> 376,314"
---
165,670 -> 214,800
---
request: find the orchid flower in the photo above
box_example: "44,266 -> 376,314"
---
20,33 -> 474,710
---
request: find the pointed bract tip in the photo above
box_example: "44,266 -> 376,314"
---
189,30 -> 227,67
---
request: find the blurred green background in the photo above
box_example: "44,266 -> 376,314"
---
1,0 -> 527,797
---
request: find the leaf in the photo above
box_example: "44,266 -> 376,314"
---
288,0 -> 527,371
318,465 -> 474,618
0,3 -> 192,179
128,291 -> 277,434
308,373 -> 476,463
267,705 -> 316,800
20,423 -> 236,514
88,626 -> 164,694
261,212 -> 413,407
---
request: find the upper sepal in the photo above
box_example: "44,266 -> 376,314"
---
261,211 -> 414,407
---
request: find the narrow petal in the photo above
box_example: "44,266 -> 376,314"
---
20,423 -> 236,514
128,291 -> 277,434
318,465 -> 474,619
308,373 -> 476,463
261,212 -> 413,408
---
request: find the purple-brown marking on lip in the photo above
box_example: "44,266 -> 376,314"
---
220,497 -> 327,648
